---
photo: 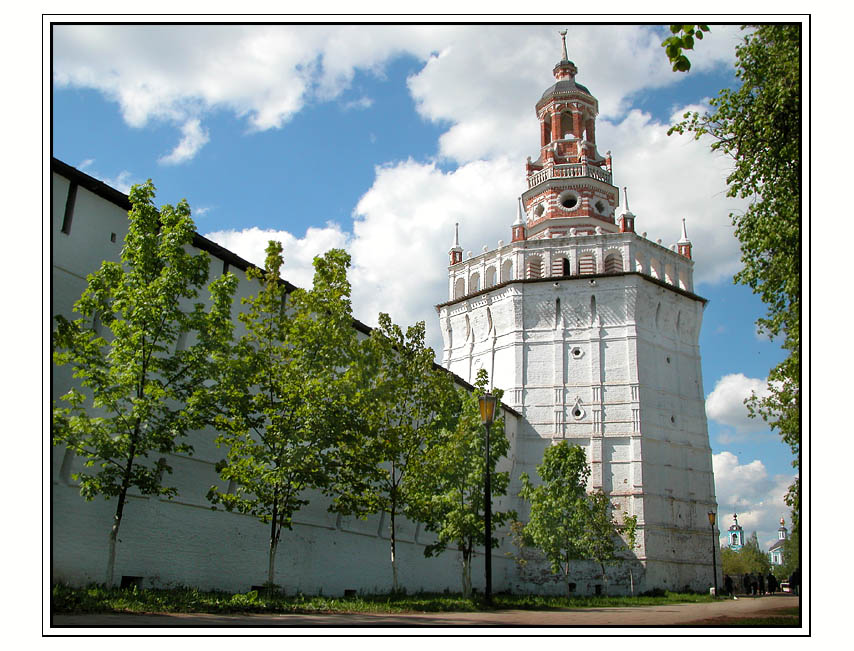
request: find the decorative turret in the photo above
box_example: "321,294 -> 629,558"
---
449,222 -> 463,266
619,187 -> 636,233
511,197 -> 527,242
677,218 -> 692,259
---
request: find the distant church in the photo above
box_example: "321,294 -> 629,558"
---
769,518 -> 789,565
726,513 -> 745,550
51,33 -> 720,595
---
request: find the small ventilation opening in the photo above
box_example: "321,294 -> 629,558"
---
561,195 -> 577,209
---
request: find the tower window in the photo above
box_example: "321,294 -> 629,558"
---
558,190 -> 579,210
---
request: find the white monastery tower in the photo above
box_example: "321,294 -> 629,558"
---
437,32 -> 719,592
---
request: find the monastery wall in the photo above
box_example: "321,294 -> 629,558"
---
51,165 -> 523,595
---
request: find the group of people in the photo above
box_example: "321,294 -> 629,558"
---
723,572 -> 776,596
722,569 -> 800,597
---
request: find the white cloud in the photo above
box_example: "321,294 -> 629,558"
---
713,451 -> 795,550
158,118 -> 210,165
706,373 -> 770,432
55,24 -> 752,352
204,224 -> 350,291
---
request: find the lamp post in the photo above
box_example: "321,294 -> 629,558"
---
708,510 -> 718,597
478,391 -> 498,605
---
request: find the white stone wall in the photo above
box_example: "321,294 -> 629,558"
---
439,232 -> 718,594
50,165 -> 523,595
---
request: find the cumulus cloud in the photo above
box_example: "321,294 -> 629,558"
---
713,451 -> 795,549
706,373 -> 770,433
204,223 -> 349,290
158,118 -> 210,165
54,24 -> 751,349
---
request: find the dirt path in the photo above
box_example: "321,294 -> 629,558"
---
50,594 -> 800,629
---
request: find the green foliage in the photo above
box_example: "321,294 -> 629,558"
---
581,490 -> 638,589
661,24 -> 710,72
330,313 -> 460,592
668,24 -> 801,524
52,180 -> 236,585
721,532 -> 771,577
206,242 -> 356,585
519,442 -> 590,595
772,526 -> 799,581
407,369 -> 515,596
51,583 -> 716,615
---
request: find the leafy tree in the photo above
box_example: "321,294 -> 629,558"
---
52,180 -> 236,586
407,368 -> 514,597
330,313 -> 458,593
519,442 -> 590,597
661,24 -> 710,71
772,527 -> 800,582
721,531 -> 771,577
667,24 -> 801,525
206,242 -> 356,589
581,490 -> 638,594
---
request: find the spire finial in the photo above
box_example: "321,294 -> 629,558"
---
453,222 -> 460,248
560,29 -> 569,61
623,187 -> 630,213
513,197 -> 525,226
678,218 -> 691,244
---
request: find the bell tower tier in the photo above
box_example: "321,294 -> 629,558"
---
522,30 -> 619,240
437,31 -> 718,595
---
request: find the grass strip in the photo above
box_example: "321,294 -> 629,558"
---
52,584 -> 717,616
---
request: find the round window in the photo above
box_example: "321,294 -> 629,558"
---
558,190 -> 580,211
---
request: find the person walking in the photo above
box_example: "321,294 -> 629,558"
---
724,574 -> 733,598
742,573 -> 750,596
758,572 -> 765,595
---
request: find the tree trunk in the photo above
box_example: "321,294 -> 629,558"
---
390,505 -> 399,593
106,424 -> 138,586
268,496 -> 280,589
461,548 -> 472,598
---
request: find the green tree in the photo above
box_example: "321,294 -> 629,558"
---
407,368 -> 514,597
581,490 -> 638,594
206,242 -> 356,589
52,180 -> 236,586
722,532 -> 771,578
330,313 -> 458,593
661,24 -> 710,71
772,527 -> 799,582
667,25 -> 801,525
519,442 -> 590,597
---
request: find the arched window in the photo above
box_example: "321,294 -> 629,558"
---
634,252 -> 646,274
604,251 -> 623,274
577,252 -> 596,275
664,263 -> 675,285
527,256 -> 543,279
485,266 -> 497,288
501,259 -> 513,282
454,277 -> 465,299
469,272 -> 480,293
551,256 -> 570,277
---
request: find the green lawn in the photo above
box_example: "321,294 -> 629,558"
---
52,583 -> 717,615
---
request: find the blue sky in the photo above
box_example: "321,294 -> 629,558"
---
50,22 -> 798,550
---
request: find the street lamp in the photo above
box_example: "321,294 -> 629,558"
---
478,391 -> 498,604
708,510 -> 718,597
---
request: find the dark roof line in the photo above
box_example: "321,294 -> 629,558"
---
51,158 -> 518,414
